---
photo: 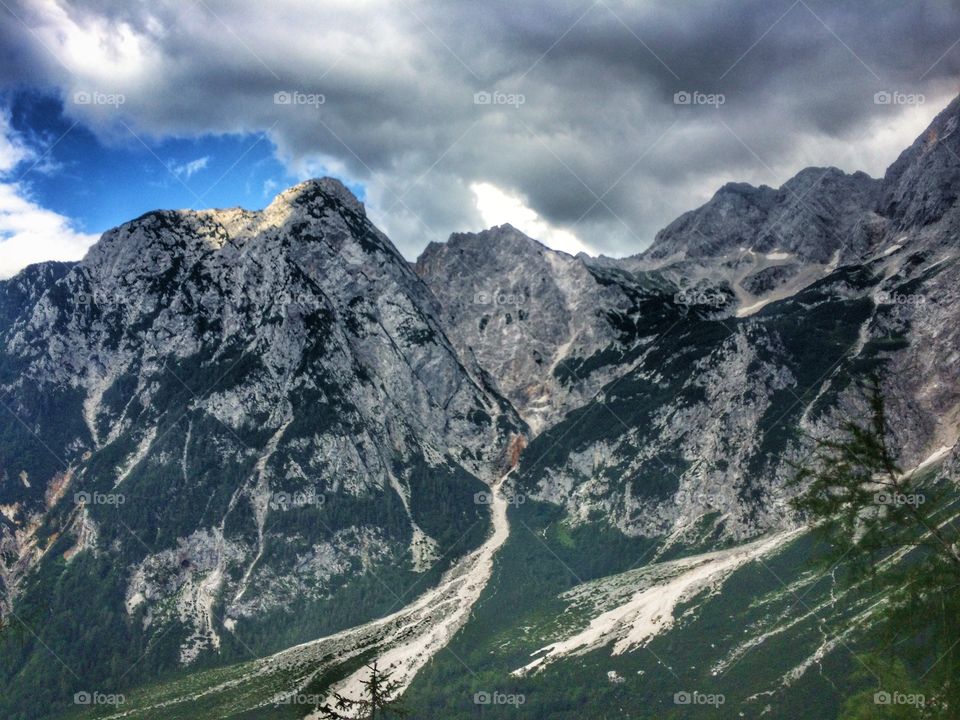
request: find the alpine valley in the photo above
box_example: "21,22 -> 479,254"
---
2,95 -> 960,720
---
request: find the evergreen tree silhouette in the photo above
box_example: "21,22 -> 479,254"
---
318,661 -> 409,719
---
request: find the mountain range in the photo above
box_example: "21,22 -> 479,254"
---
1,96 -> 959,719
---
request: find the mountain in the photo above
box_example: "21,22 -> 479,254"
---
1,98 -> 960,720
881,95 -> 960,230
415,99 -> 960,545
643,167 -> 882,265
0,178 -> 521,715
414,224 -> 676,434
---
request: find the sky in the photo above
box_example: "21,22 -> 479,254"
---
0,0 -> 959,277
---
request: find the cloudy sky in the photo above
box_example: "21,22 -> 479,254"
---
0,0 -> 959,276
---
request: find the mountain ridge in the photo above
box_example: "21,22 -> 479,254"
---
1,96 -> 960,720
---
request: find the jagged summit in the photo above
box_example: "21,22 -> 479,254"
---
881,94 -> 960,228
640,165 -> 881,265
640,95 -> 960,268
78,176 -> 383,287
415,224 -> 644,433
268,176 -> 366,216
417,223 -> 558,271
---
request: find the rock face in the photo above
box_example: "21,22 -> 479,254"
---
0,178 -> 520,675
415,97 -> 960,544
415,225 -> 653,433
643,168 -> 882,265
881,95 -> 960,230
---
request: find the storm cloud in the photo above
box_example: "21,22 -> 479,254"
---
2,0 -> 959,258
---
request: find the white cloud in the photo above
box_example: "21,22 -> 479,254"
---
0,186 -> 99,278
471,181 -> 594,256
0,114 -> 98,279
2,1 -> 958,261
0,114 -> 31,174
171,155 -> 209,179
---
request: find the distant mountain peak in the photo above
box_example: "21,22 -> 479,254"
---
268,177 -> 366,216
447,223 -> 549,252
880,94 -> 960,228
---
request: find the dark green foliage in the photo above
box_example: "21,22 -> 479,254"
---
792,377 -> 960,718
318,661 -> 408,719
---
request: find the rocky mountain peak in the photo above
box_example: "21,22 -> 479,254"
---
880,94 -> 960,228
641,94 -> 960,273
641,165 -> 881,267
77,176 -> 387,301
417,223 -> 561,274
267,176 -> 366,217
415,225 -> 644,433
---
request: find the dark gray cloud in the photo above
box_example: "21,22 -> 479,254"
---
2,0 -> 959,257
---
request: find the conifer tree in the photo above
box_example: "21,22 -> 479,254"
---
318,661 -> 409,719
792,377 -> 960,717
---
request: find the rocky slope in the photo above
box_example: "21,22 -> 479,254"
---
418,98 -> 960,545
415,225 -> 675,433
0,178 -> 521,712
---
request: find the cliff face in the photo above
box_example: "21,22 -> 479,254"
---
415,223 -> 657,434
0,178 -> 520,667
416,99 -> 960,542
